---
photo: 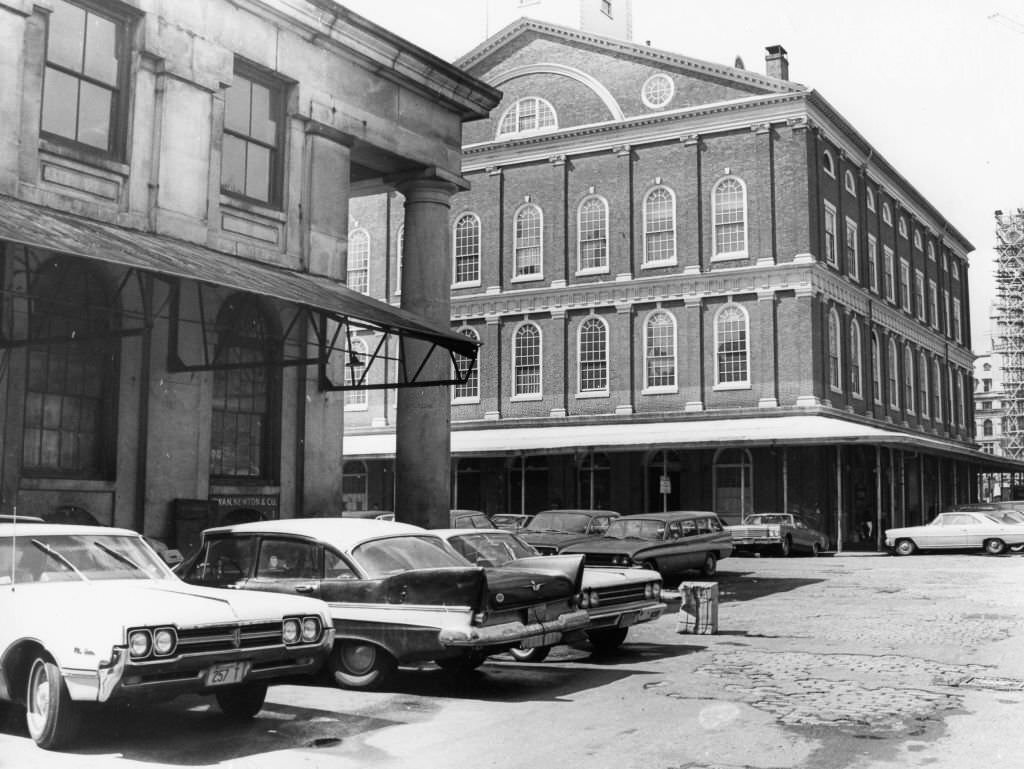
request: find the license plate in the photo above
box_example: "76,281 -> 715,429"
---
617,611 -> 640,628
527,605 -> 549,623
522,631 -> 561,649
204,661 -> 249,687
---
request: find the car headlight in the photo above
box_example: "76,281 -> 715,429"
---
301,617 -> 321,643
153,627 -> 177,656
578,591 -> 589,609
767,525 -> 781,536
589,591 -> 600,608
652,582 -> 661,600
282,618 -> 301,645
128,629 -> 152,659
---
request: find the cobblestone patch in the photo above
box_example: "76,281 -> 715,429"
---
663,650 -> 992,734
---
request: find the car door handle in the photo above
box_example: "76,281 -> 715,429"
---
294,584 -> 316,594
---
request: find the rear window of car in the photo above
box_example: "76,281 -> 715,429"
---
186,536 -> 256,586
353,535 -> 467,578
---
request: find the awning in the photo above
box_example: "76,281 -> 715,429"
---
344,414 -> 1024,469
0,194 -> 475,388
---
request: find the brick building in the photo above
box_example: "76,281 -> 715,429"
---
0,0 -> 498,546
342,1 -> 1015,549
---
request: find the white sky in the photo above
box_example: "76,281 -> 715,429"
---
341,0 -> 1024,352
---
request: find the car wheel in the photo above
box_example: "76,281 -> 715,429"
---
436,651 -> 488,674
894,539 -> 916,556
700,552 -> 718,577
329,640 -> 397,690
587,627 -> 629,654
984,538 -> 1007,556
25,656 -> 80,750
811,541 -> 822,557
215,682 -> 267,720
779,536 -> 792,557
509,644 -> 551,663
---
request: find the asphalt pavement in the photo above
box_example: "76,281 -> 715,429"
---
4,550 -> 1024,769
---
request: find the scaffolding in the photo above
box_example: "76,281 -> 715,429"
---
993,209 -> 1024,460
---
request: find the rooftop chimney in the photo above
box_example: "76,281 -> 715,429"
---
765,45 -> 789,80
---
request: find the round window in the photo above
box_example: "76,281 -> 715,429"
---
641,74 -> 674,109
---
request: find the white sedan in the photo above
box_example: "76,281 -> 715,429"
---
0,523 -> 333,750
885,512 -> 1024,556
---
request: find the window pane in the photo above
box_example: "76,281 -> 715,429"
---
77,80 -> 112,150
249,81 -> 277,145
221,135 -> 246,195
48,0 -> 86,72
225,75 -> 252,134
244,143 -> 271,202
83,12 -> 118,85
41,68 -> 80,140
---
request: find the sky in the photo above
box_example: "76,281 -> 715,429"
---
339,0 -> 1024,352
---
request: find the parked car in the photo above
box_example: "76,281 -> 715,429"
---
0,523 -> 332,750
436,528 -> 664,661
177,518 -> 589,689
561,511 -> 734,579
726,512 -> 829,557
489,513 -> 533,531
448,509 -> 492,528
519,509 -> 621,554
339,510 -> 396,521
885,511 -> 1024,555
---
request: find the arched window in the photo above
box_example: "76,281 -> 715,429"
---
844,169 -> 857,195
513,203 -> 543,279
715,304 -> 749,387
983,419 -> 994,437
882,202 -> 893,226
822,150 -> 835,178
712,177 -> 747,258
919,352 -> 930,418
577,196 -> 609,273
578,451 -> 611,509
23,256 -> 118,478
888,338 -> 900,409
866,187 -> 876,212
713,448 -> 753,522
496,96 -> 557,138
453,213 -> 481,285
512,323 -> 542,398
643,186 -> 676,265
578,316 -> 609,394
343,337 -> 369,410
871,332 -> 882,405
848,319 -> 862,398
644,310 -> 676,390
341,460 -> 367,511
903,344 -> 915,414
828,309 -> 842,392
453,327 -> 480,402
210,296 -> 280,481
933,359 -> 943,422
347,228 -> 369,294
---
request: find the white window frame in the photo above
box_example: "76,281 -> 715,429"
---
714,303 -> 750,390
952,298 -> 962,343
822,150 -> 836,178
828,308 -> 842,393
577,316 -> 610,397
394,225 -> 404,295
711,176 -> 748,260
452,327 -> 481,404
883,246 -> 895,302
943,289 -> 951,335
823,201 -> 838,268
888,338 -> 900,409
871,332 -> 882,405
933,359 -> 943,422
642,186 -> 677,267
641,74 -> 674,109
576,195 -> 609,275
929,279 -> 939,329
867,234 -> 878,293
511,322 -> 543,401
347,228 -> 370,295
882,202 -> 893,226
919,351 -> 930,419
914,269 -> 926,321
913,230 -> 923,250
849,319 -> 862,398
642,310 -> 677,393
343,337 -> 369,411
927,241 -> 936,262
844,169 -> 857,196
512,203 -> 544,282
845,217 -> 859,280
866,187 -> 876,212
452,213 -> 482,287
898,216 -> 908,239
952,260 -> 960,280
903,345 -> 915,415
899,259 -> 911,311
496,96 -> 557,139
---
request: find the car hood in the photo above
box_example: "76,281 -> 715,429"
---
13,578 -> 324,626
520,531 -> 596,550
561,537 -> 656,558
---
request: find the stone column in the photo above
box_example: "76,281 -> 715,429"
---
394,171 -> 463,529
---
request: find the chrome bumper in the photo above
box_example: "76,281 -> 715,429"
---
438,608 -> 589,647
586,600 -> 666,630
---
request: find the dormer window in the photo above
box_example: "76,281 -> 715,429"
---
497,97 -> 557,138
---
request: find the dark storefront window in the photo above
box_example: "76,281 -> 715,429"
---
577,451 -> 611,509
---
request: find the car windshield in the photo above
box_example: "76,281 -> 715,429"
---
447,532 -> 538,567
743,514 -> 792,525
0,533 -> 172,584
453,513 -> 491,528
605,519 -> 666,540
526,512 -> 593,533
352,535 -> 468,578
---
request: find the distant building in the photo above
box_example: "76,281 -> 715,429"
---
343,0 -> 1019,549
0,0 -> 498,543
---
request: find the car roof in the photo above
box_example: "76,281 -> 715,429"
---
203,517 -> 429,550
532,509 -> 620,516
615,511 -> 719,521
433,528 -> 512,538
0,523 -> 139,536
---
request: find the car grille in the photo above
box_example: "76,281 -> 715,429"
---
174,622 -> 283,655
581,553 -> 622,567
533,545 -> 559,555
593,582 -> 648,606
731,526 -> 772,538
